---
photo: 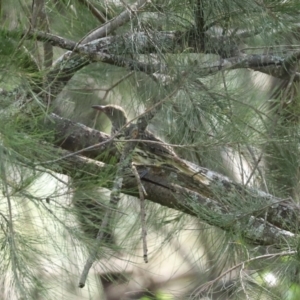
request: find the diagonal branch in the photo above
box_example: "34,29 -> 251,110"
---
23,113 -> 299,238
77,0 -> 108,23
20,28 -> 300,104
9,137 -> 295,247
81,0 -> 149,43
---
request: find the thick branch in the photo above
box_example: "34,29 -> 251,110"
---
3,92 -> 300,240
20,29 -> 299,102
35,114 -> 300,238
15,140 -> 294,247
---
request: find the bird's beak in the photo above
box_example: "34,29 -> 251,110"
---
91,105 -> 105,111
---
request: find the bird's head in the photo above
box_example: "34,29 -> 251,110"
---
92,104 -> 128,133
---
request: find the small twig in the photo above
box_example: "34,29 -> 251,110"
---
195,250 -> 296,295
133,84 -> 182,132
35,0 -> 145,105
31,0 -> 53,69
222,196 -> 291,231
77,0 -> 108,23
237,144 -> 245,184
0,211 -> 10,225
131,164 -> 148,263
239,263 -> 250,300
131,164 -> 147,196
250,197 -> 291,216
31,0 -> 53,122
23,30 -> 77,50
128,85 -> 184,262
81,0 -> 149,44
130,86 -> 183,264
244,150 -> 263,188
78,204 -> 114,288
98,71 -> 134,103
281,68 -> 296,101
78,125 -> 139,288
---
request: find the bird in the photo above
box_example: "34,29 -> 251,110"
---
91,104 -> 206,183
92,104 -> 177,157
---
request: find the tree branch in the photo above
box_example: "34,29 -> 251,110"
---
11,136 -> 295,247
81,0 -> 149,43
77,0 -> 108,23
24,113 -> 298,240
19,28 -> 300,104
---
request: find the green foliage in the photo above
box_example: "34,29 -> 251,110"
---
1,0 -> 300,299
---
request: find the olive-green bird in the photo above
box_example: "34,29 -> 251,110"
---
92,104 -> 207,183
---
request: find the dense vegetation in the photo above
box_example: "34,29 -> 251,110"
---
1,0 -> 300,299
